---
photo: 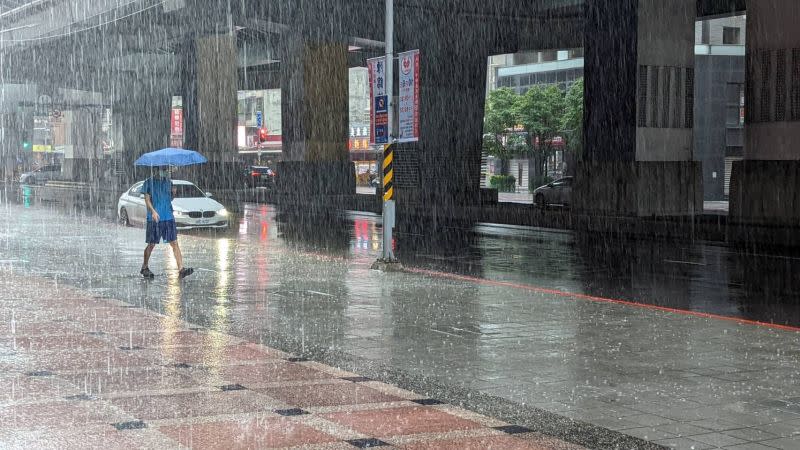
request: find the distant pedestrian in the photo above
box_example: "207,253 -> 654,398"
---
140,166 -> 193,279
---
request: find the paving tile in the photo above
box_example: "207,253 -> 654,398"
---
0,334 -> 109,352
760,436 -> 800,450
653,437 -> 716,449
622,427 -> 679,441
0,322 -> 79,338
654,423 -> 711,438
0,374 -> 79,404
0,426 -> 172,450
688,432 -> 748,447
399,435 -> 549,450
27,350 -> 157,373
625,413 -> 676,428
159,417 -> 338,449
321,406 -> 483,437
723,443 -> 779,450
61,367 -> 198,395
722,426 -> 780,442
220,361 -> 331,385
258,382 -> 402,407
754,420 -> 800,438
105,330 -> 228,349
108,390 -> 282,421
160,342 -> 282,367
689,418 -> 743,432
0,401 -> 128,429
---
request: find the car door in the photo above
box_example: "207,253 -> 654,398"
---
127,183 -> 147,223
546,179 -> 565,205
42,166 -> 57,182
560,177 -> 573,206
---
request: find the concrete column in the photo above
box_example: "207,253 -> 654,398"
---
182,35 -> 237,162
730,1 -> 800,228
395,14 -> 492,209
277,37 -> 353,198
577,0 -> 702,217
112,73 -> 172,183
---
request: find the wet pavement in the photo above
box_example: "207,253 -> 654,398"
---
3,192 -> 800,449
1,272 -> 587,449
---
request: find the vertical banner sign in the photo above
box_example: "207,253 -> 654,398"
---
256,111 -> 263,128
170,96 -> 184,148
398,49 -> 420,142
368,56 -> 389,144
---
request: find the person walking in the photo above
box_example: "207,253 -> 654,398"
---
140,166 -> 193,279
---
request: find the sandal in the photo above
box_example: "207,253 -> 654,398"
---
140,268 -> 155,279
179,268 -> 194,279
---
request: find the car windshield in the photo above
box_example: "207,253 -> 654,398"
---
251,167 -> 271,174
172,183 -> 206,199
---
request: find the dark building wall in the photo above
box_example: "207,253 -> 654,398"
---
694,54 -> 744,201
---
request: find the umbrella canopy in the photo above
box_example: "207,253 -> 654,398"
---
134,148 -> 208,167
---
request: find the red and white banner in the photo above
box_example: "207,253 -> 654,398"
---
398,49 -> 420,143
170,96 -> 183,148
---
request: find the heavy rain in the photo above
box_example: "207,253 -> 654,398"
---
2,0 -> 800,449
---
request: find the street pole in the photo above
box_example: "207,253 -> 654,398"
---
380,0 -> 397,263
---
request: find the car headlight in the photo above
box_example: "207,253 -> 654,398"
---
174,211 -> 188,218
217,208 -> 229,217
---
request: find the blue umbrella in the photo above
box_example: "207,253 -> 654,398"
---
134,148 -> 208,167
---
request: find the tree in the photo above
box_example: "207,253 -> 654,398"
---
482,88 -> 528,174
561,78 -> 584,175
516,84 -> 565,182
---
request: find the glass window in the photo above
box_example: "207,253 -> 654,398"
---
723,27 -> 741,45
172,183 -> 207,199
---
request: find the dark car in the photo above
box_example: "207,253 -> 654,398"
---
532,176 -> 573,209
19,165 -> 61,185
245,166 -> 276,188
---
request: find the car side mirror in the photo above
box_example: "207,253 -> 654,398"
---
206,192 -> 213,197
547,183 -> 554,188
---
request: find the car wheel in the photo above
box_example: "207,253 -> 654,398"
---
119,208 -> 131,227
535,194 -> 547,210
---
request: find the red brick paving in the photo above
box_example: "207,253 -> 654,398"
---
257,381 -> 403,407
159,417 -> 339,449
0,272 -> 585,449
321,406 -> 484,437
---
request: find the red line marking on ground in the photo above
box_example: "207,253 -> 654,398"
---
405,267 -> 800,333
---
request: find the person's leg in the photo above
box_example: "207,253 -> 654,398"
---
142,243 -> 156,270
169,240 -> 183,271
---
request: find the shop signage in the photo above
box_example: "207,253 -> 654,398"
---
170,95 -> 183,148
398,49 -> 420,143
368,56 -> 388,145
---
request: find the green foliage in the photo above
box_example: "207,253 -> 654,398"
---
562,78 -> 584,154
489,175 -> 517,192
484,88 -> 519,135
516,85 -> 565,145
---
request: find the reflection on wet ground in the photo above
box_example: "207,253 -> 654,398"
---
3,183 -> 800,328
5,191 -> 800,448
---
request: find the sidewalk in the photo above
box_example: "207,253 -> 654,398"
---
0,272 -> 585,449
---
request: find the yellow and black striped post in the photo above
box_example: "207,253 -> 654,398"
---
382,144 -> 394,202
380,143 -> 396,262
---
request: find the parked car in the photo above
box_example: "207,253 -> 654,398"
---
245,166 -> 276,188
19,165 -> 61,185
532,176 -> 573,209
118,180 -> 229,230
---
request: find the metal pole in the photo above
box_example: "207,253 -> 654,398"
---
381,0 -> 396,262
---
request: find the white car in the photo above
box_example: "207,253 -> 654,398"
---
118,180 -> 230,230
